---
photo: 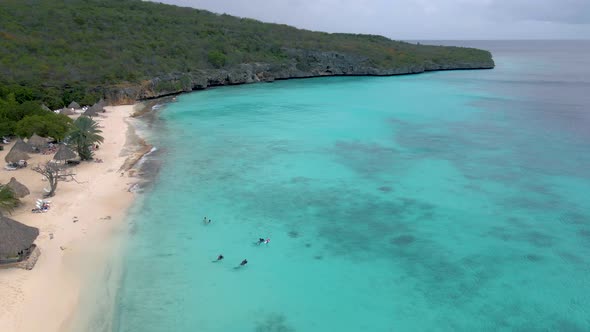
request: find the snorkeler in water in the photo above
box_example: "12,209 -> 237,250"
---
233,259 -> 248,269
256,238 -> 265,245
217,254 -> 224,261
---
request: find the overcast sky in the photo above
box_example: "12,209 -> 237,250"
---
151,0 -> 590,40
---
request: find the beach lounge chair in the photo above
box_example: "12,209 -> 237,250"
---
32,207 -> 48,213
34,199 -> 50,213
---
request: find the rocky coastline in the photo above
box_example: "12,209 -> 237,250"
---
104,49 -> 495,103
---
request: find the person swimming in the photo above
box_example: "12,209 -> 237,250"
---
240,259 -> 248,266
265,238 -> 270,244
257,238 -> 265,245
217,254 -> 224,261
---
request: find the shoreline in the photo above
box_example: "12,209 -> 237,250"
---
0,104 -> 150,332
110,65 -> 494,104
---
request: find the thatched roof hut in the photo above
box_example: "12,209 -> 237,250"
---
83,104 -> 102,117
27,134 -> 48,151
83,108 -> 96,117
4,148 -> 30,164
13,138 -> 33,153
5,141 -> 31,163
53,145 -> 77,161
0,215 -> 39,261
6,177 -> 29,198
67,101 -> 81,109
60,107 -> 75,116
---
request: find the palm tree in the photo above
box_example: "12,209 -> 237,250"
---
0,184 -> 19,214
67,116 -> 104,160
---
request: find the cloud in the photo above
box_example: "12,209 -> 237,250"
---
150,0 -> 590,39
486,0 -> 590,24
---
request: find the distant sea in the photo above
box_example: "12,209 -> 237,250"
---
104,41 -> 590,331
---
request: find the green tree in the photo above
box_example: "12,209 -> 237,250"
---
15,115 -> 49,138
44,114 -> 73,141
0,184 -> 19,214
0,119 -> 15,137
14,114 -> 72,140
67,116 -> 104,160
207,50 -> 227,68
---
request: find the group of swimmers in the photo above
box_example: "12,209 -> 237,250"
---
214,255 -> 247,267
204,216 -> 269,268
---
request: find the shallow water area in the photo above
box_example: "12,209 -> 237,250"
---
113,41 -> 590,331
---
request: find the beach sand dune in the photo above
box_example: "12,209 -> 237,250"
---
0,105 -> 143,332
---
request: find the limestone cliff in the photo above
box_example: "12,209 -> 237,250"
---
104,48 -> 494,103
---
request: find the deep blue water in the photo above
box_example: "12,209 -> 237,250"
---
111,41 -> 590,331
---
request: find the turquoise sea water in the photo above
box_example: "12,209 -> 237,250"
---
113,41 -> 590,331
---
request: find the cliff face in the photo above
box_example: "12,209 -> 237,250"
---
104,49 -> 495,103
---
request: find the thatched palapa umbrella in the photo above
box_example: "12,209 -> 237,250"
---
4,148 -> 30,164
13,138 -> 33,153
6,177 -> 29,198
27,134 -> 48,151
4,140 -> 31,164
53,145 -> 77,162
0,215 -> 39,261
96,98 -> 107,108
67,101 -> 81,109
83,103 -> 102,117
60,107 -> 75,115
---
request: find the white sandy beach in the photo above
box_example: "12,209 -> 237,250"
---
0,104 -> 146,332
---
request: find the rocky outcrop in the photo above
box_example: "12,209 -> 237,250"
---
103,49 -> 494,104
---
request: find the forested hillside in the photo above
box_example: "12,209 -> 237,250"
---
0,0 -> 494,108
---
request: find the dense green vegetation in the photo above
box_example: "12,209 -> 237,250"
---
0,0 -> 493,109
0,91 -> 72,139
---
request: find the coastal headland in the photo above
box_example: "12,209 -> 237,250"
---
0,105 -> 148,332
106,47 -> 495,103
0,0 -> 494,107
